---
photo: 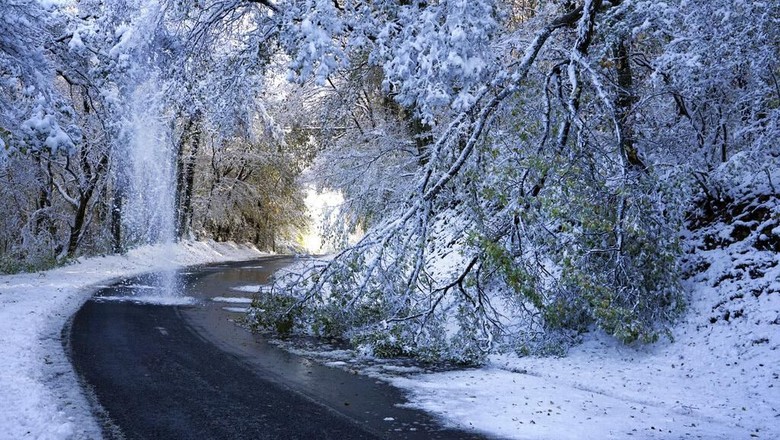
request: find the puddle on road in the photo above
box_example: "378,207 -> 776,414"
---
94,295 -> 198,306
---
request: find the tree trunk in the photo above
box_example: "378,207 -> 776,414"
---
66,192 -> 89,257
613,39 -> 645,171
410,116 -> 433,166
111,163 -> 126,254
175,112 -> 201,239
179,124 -> 201,238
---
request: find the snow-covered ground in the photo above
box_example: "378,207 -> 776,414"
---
387,196 -> 780,439
2,237 -> 778,440
0,241 -> 267,440
393,311 -> 778,440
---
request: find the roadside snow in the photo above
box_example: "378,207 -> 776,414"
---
273,290 -> 778,440
230,285 -> 262,293
392,322 -> 776,439
388,292 -> 778,440
389,225 -> 780,439
222,306 -> 251,313
212,296 -> 254,303
0,241 -> 267,440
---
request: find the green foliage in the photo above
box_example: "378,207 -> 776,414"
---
448,304 -> 492,365
349,326 -> 412,359
514,333 -> 572,358
249,293 -> 301,336
481,238 -> 543,309
466,135 -> 686,351
542,295 -> 589,334
310,303 -> 349,337
0,254 -> 60,275
549,180 -> 685,344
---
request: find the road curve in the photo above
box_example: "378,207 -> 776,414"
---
66,257 -> 485,439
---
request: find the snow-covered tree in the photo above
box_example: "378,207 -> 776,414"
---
1,0 -> 777,365
248,0 -> 779,362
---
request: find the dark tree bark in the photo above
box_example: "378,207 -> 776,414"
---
65,149 -> 108,258
613,39 -> 646,171
410,116 -> 433,166
111,187 -> 123,253
179,124 -> 201,237
174,112 -> 201,239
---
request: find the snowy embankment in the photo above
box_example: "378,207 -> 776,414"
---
0,241 -> 266,440
388,191 -> 780,439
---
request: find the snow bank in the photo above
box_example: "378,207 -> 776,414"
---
392,324 -> 777,439
0,241 -> 266,440
389,191 -> 780,439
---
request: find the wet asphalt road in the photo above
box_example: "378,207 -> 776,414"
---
66,257 -> 485,439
